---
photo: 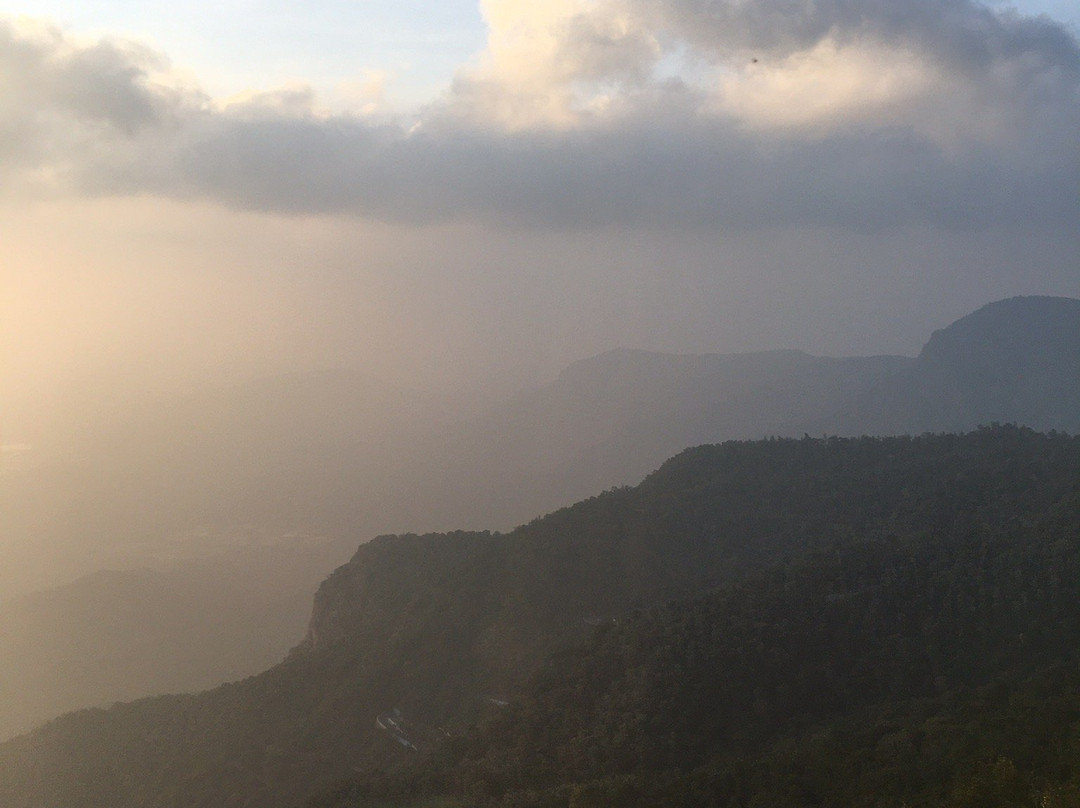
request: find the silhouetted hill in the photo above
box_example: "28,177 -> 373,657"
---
2,427 -> 1079,808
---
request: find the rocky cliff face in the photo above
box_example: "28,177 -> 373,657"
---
295,532 -> 497,656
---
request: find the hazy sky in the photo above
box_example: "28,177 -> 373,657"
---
2,0 -> 1079,444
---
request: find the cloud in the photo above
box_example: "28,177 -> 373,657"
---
640,0 -> 1080,68
713,40 -> 937,131
1,2 -> 1077,231
0,19 -> 203,191
445,0 -> 662,128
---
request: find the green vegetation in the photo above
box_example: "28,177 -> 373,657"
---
2,426 -> 1080,808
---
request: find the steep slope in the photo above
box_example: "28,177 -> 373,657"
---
2,428 -> 1078,808
317,468 -> 1080,808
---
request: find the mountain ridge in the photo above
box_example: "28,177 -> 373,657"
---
3,427 -> 1080,808
2,295 -> 1078,749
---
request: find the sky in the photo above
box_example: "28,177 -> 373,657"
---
2,0 -> 1079,447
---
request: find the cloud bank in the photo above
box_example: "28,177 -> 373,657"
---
1,0 -> 1078,230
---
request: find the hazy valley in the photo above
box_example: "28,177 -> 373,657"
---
4,0 -> 1079,802
2,295 -> 1080,790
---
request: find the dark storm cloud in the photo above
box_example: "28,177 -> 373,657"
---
135,110 -> 1073,231
643,0 -> 1080,70
1,2 -> 1077,231
0,20 -> 197,168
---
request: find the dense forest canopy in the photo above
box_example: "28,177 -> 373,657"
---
2,427 -> 1079,807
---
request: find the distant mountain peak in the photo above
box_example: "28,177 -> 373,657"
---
899,295 -> 1080,433
919,295 -> 1080,364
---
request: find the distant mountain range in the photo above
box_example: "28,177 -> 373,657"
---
1,295 -> 1077,744
425,295 -> 1080,526
6,295 -> 1079,573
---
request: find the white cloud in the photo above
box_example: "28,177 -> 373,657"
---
713,40 -> 936,132
0,17 -> 205,197
444,0 -> 661,129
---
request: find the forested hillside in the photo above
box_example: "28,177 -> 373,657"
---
3,297 -> 1078,754
2,427 -> 1079,808
398,499 -> 1080,806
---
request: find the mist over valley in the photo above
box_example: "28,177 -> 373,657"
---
2,0 -> 1079,803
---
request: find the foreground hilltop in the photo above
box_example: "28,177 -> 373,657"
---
2,426 -> 1079,807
